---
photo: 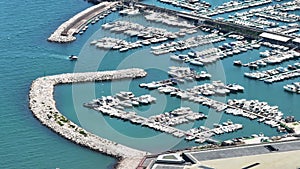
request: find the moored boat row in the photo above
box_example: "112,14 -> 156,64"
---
102,20 -> 176,40
263,69 -> 300,83
139,79 -> 178,90
85,95 -> 225,143
191,0 -> 272,17
238,49 -> 300,70
168,66 -> 211,81
90,37 -> 143,52
151,32 -> 226,55
227,99 -> 283,128
144,10 -> 195,28
244,63 -> 300,80
158,0 -> 211,11
139,77 -> 297,133
185,120 -> 243,143
186,80 -> 244,96
148,107 -> 206,126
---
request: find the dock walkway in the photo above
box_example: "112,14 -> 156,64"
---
87,104 -> 220,143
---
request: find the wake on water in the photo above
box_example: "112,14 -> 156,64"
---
49,53 -> 70,60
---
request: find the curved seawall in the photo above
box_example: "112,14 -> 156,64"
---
48,1 -> 118,43
29,68 -> 148,168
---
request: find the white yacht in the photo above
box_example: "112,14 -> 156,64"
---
69,55 -> 78,61
284,84 -> 297,93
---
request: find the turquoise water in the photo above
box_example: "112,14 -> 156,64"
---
1,0 -> 300,168
0,0 -> 117,168
56,2 -> 300,153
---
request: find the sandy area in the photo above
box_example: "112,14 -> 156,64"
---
116,157 -> 144,169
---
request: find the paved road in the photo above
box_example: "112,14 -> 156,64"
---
152,164 -> 185,169
189,139 -> 300,161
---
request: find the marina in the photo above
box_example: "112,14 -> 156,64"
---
47,1 -> 300,168
186,81 -> 244,96
167,66 -> 211,81
230,0 -> 300,20
16,0 -> 300,168
139,75 -> 298,133
144,10 -> 196,28
139,78 -> 178,89
244,66 -> 300,83
101,21 -> 176,39
168,38 -> 264,65
262,69 -> 300,83
255,10 -> 300,23
88,19 -> 195,51
192,0 -> 273,17
90,37 -> 143,51
158,0 -> 211,11
244,62 -> 300,78
185,120 -> 243,143
84,92 -> 245,144
236,48 -> 300,69
151,32 -> 226,55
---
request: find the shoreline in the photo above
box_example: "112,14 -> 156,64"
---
48,1 -> 118,43
29,68 -> 149,169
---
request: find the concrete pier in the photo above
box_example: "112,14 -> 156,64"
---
137,2 -> 263,39
137,2 -> 299,43
48,1 -> 118,43
29,68 -> 148,168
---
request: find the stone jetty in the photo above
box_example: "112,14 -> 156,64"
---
29,68 -> 148,169
48,1 -> 118,43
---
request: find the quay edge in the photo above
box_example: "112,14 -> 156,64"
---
47,1 -> 119,43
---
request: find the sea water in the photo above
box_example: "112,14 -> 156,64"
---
1,0 -> 300,168
0,0 -> 117,168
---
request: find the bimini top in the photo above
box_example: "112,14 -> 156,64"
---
259,32 -> 291,43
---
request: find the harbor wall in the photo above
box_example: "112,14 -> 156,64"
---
29,68 -> 149,168
48,1 -> 118,43
136,2 -> 263,39
203,20 -> 263,39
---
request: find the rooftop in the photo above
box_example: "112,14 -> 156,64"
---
259,32 -> 290,42
156,153 -> 185,164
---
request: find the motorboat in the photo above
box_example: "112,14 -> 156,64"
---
69,55 -> 78,61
